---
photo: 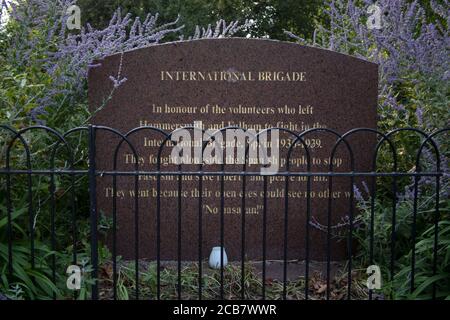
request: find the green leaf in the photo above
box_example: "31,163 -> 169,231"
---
410,273 -> 450,299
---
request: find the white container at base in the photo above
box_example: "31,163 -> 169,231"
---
209,246 -> 228,269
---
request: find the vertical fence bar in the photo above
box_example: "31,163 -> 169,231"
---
112,164 -> 118,300
198,170 -> 203,300
283,170 -> 289,300
27,153 -> 34,271
389,174 -> 398,298
69,162 -> 78,298
5,156 -> 13,279
112,154 -> 117,300
369,176 -> 376,300
304,172 -> 311,300
24,133 -> 36,300
241,167 -> 247,300
134,163 -> 140,300
368,131 -> 396,301
432,173 -> 440,300
88,125 -> 99,300
347,174 -> 354,300
220,170 -> 225,300
410,171 -> 420,293
177,170 -> 182,300
262,175 -> 267,299
156,167 -> 161,300
326,173 -> 333,300
293,135 -> 312,301
49,165 -> 56,300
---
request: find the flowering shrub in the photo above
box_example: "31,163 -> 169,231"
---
0,0 -> 251,128
287,0 -> 449,131
0,0 -> 251,300
287,0 -> 449,299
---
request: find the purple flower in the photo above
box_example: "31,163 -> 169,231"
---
4,0 -> 251,124
353,184 -> 365,202
287,0 -> 449,113
109,75 -> 128,88
416,107 -> 424,126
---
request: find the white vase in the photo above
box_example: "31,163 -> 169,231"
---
209,246 -> 228,269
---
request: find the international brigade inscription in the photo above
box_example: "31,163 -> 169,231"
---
88,38 -> 377,261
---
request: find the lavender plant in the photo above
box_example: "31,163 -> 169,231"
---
0,1 -> 252,300
0,0 -> 251,126
287,0 -> 449,299
182,19 -> 251,40
287,0 -> 449,130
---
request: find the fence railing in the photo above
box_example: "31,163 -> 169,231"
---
0,125 -> 448,300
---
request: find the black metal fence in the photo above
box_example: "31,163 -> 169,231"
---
0,125 -> 448,300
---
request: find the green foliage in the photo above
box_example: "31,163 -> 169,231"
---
76,0 -> 323,40
102,261 -> 368,300
0,204 -> 61,299
354,184 -> 450,299
0,12 -> 90,130
393,220 -> 450,300
0,192 -> 113,299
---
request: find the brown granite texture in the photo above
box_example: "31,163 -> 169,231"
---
88,38 -> 378,261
